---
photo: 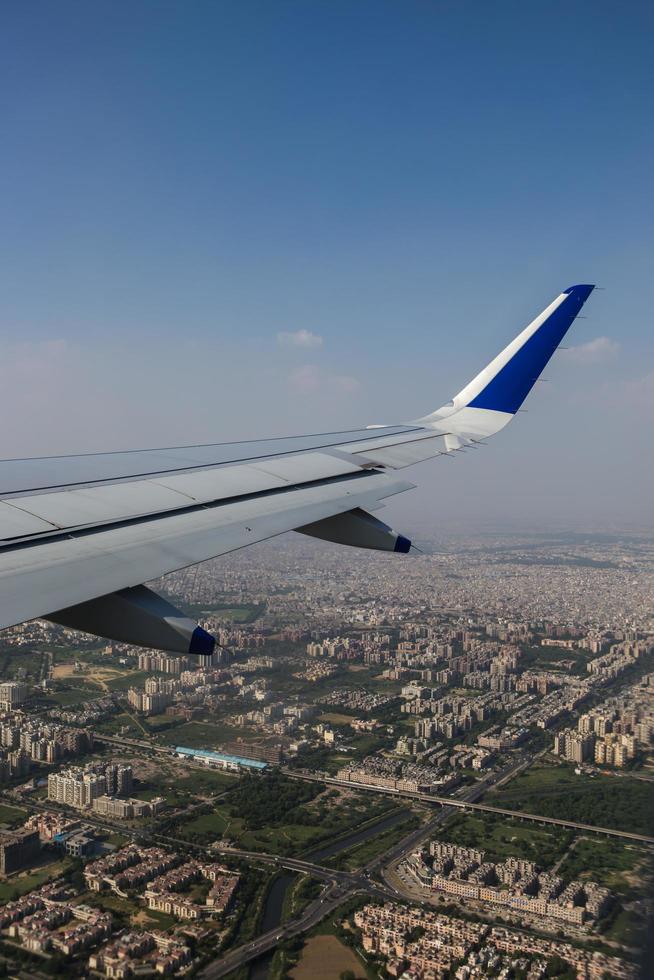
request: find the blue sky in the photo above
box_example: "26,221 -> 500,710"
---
1,1 -> 652,528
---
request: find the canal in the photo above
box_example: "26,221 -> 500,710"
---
249,807 -> 410,979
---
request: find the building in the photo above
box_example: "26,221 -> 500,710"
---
48,769 -> 107,809
104,763 -> 133,796
0,827 -> 40,874
59,831 -> 97,857
224,741 -> 283,764
553,731 -> 594,764
127,688 -> 173,715
0,682 -> 28,711
92,795 -> 163,819
175,746 -> 267,772
137,651 -> 189,674
47,763 -> 134,810
594,733 -> 636,767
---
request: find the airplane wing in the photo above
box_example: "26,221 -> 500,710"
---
0,284 -> 594,654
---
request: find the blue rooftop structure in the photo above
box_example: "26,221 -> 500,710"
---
175,746 -> 268,770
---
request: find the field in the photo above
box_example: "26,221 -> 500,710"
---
318,712 -> 357,725
437,812 -> 574,867
557,836 -> 651,895
174,766 -> 237,794
0,803 -> 28,828
521,643 -> 592,676
325,811 -> 421,870
173,779 -> 398,856
118,754 -> 237,806
169,599 -> 265,623
156,719 -> 246,748
87,890 -> 176,931
487,759 -> 654,836
0,857 -> 73,903
105,670 -> 153,691
290,935 -> 364,980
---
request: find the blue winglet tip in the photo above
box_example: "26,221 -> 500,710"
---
394,535 -> 412,554
189,626 -> 216,657
564,284 -> 595,302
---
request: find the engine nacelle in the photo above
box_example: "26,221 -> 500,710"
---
296,507 -> 411,553
46,584 -> 216,657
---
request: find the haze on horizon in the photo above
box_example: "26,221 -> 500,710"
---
1,1 -> 652,530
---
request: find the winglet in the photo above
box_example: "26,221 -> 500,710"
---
453,284 -> 595,416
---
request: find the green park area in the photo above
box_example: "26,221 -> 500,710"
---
171,771 -> 399,856
325,811 -> 421,871
0,856 -> 74,904
85,889 -> 178,932
105,670 -> 152,691
287,727 -> 397,776
156,718 -> 247,748
0,803 -> 28,829
437,811 -> 574,867
164,596 -> 265,624
93,711 -> 149,738
0,647 -> 49,684
521,643 -> 592,675
558,837 -> 651,895
45,687 -> 102,706
487,759 -> 654,836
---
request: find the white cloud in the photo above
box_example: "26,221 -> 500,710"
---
332,374 -> 361,393
621,369 -> 654,411
276,329 -> 323,349
288,364 -> 361,396
289,364 -> 321,393
563,336 -> 620,364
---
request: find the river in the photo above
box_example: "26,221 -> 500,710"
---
249,807 -> 409,979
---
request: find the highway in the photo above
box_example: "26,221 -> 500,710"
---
199,881 -> 367,979
92,732 -> 174,754
287,769 -> 654,845
59,716 -> 654,977
196,758 -> 542,976
95,733 -> 654,844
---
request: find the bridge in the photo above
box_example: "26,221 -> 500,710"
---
288,772 -> 654,845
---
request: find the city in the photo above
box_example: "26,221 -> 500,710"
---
1,1 -> 652,977
0,531 -> 652,978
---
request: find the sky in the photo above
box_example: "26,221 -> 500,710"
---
1,1 -> 652,531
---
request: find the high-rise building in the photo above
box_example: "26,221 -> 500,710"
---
559,732 -> 594,764
0,682 -> 28,711
105,763 -> 133,796
48,768 -> 108,809
8,749 -> 31,777
0,827 -> 40,873
138,651 -> 188,674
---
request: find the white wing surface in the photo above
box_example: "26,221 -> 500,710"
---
0,284 -> 594,653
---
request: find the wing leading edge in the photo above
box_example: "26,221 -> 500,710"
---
0,284 -> 594,652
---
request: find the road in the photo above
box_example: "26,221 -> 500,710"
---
286,767 -> 654,844
199,881 -> 363,979
197,758 -> 539,976
197,748 -> 654,977
94,732 -> 654,842
92,732 -> 173,754
37,720 -> 653,976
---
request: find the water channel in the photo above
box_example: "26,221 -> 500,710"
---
249,808 -> 409,979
